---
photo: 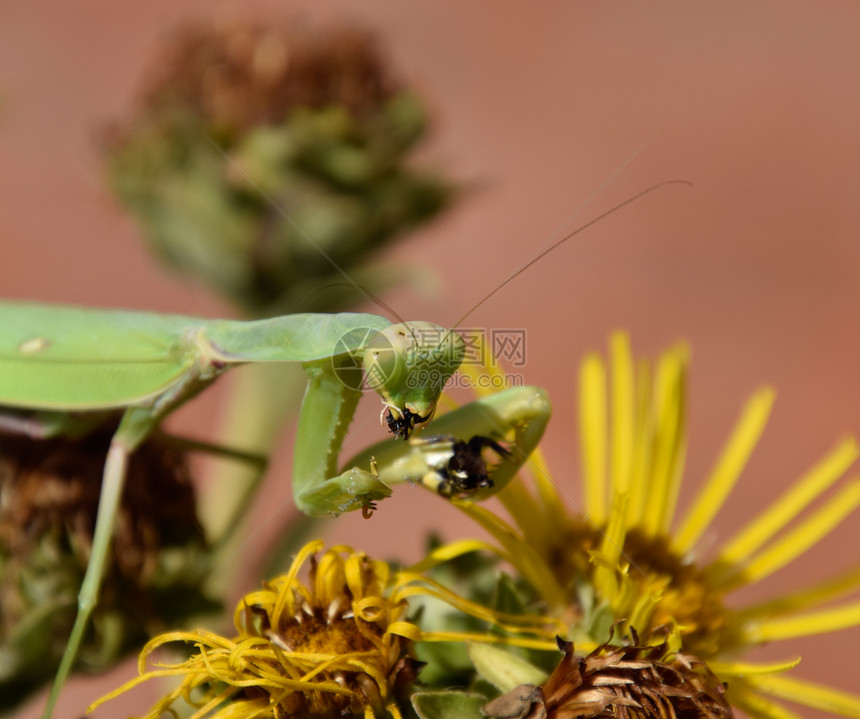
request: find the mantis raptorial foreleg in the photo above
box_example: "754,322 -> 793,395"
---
344,386 -> 552,502
286,350 -> 552,518
288,324 -> 469,516
291,359 -> 393,516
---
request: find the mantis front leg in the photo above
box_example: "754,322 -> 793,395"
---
345,386 -> 552,503
289,341 -> 551,515
291,359 -> 392,516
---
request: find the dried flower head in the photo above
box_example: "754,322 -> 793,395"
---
135,19 -> 396,134
483,631 -> 732,719
0,427 -> 208,708
89,540 -> 424,718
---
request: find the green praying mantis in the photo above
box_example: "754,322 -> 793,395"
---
0,304 -> 551,719
0,181 -> 686,719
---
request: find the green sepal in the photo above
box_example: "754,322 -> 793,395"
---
490,572 -> 530,619
467,643 -> 548,694
571,574 -> 616,643
411,691 -> 488,719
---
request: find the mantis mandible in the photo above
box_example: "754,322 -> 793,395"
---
0,304 -> 549,719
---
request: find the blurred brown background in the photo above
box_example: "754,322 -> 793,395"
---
2,2 -> 860,717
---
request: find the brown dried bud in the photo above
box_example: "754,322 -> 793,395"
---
134,19 -> 397,135
0,428 -> 202,581
483,634 -> 733,719
0,426 -> 209,706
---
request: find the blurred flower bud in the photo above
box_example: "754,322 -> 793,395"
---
104,19 -> 454,315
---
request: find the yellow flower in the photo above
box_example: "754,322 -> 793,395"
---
89,540 -> 423,719
449,332 -> 860,718
89,540 -> 556,719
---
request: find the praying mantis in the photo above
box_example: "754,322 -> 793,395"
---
0,303 -> 551,719
2,180 -> 686,719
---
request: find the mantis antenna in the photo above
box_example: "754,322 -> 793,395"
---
451,179 -> 693,330
363,179 -> 693,442
299,281 -> 408,325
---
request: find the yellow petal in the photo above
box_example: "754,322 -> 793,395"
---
189,686 -> 244,719
453,502 -> 567,608
456,331 -> 503,399
709,657 -> 801,676
530,446 -> 569,529
497,470 -> 550,555
746,599 -> 860,643
628,587 -> 662,635
735,562 -> 860,621
744,673 -> 860,717
580,353 -> 608,523
395,575 -> 559,637
419,630 -> 558,651
406,538 -> 509,574
594,489 -> 630,601
87,669 -> 194,712
726,479 -> 860,589
642,345 -> 688,536
727,684 -> 804,719
672,387 -> 775,552
270,539 -> 324,626
718,437 -> 858,566
626,359 -> 654,528
387,621 -> 423,642
610,333 -> 635,497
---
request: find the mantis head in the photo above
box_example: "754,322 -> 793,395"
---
363,321 -> 464,440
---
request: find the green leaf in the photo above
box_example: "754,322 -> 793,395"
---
585,602 -> 616,643
411,691 -> 487,719
491,572 -> 530,617
467,643 -> 548,693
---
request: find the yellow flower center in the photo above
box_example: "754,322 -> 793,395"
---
278,610 -> 378,656
556,522 -> 732,657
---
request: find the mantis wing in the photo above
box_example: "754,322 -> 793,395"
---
203,312 -> 391,363
0,302 -> 205,411
0,303 -> 391,411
